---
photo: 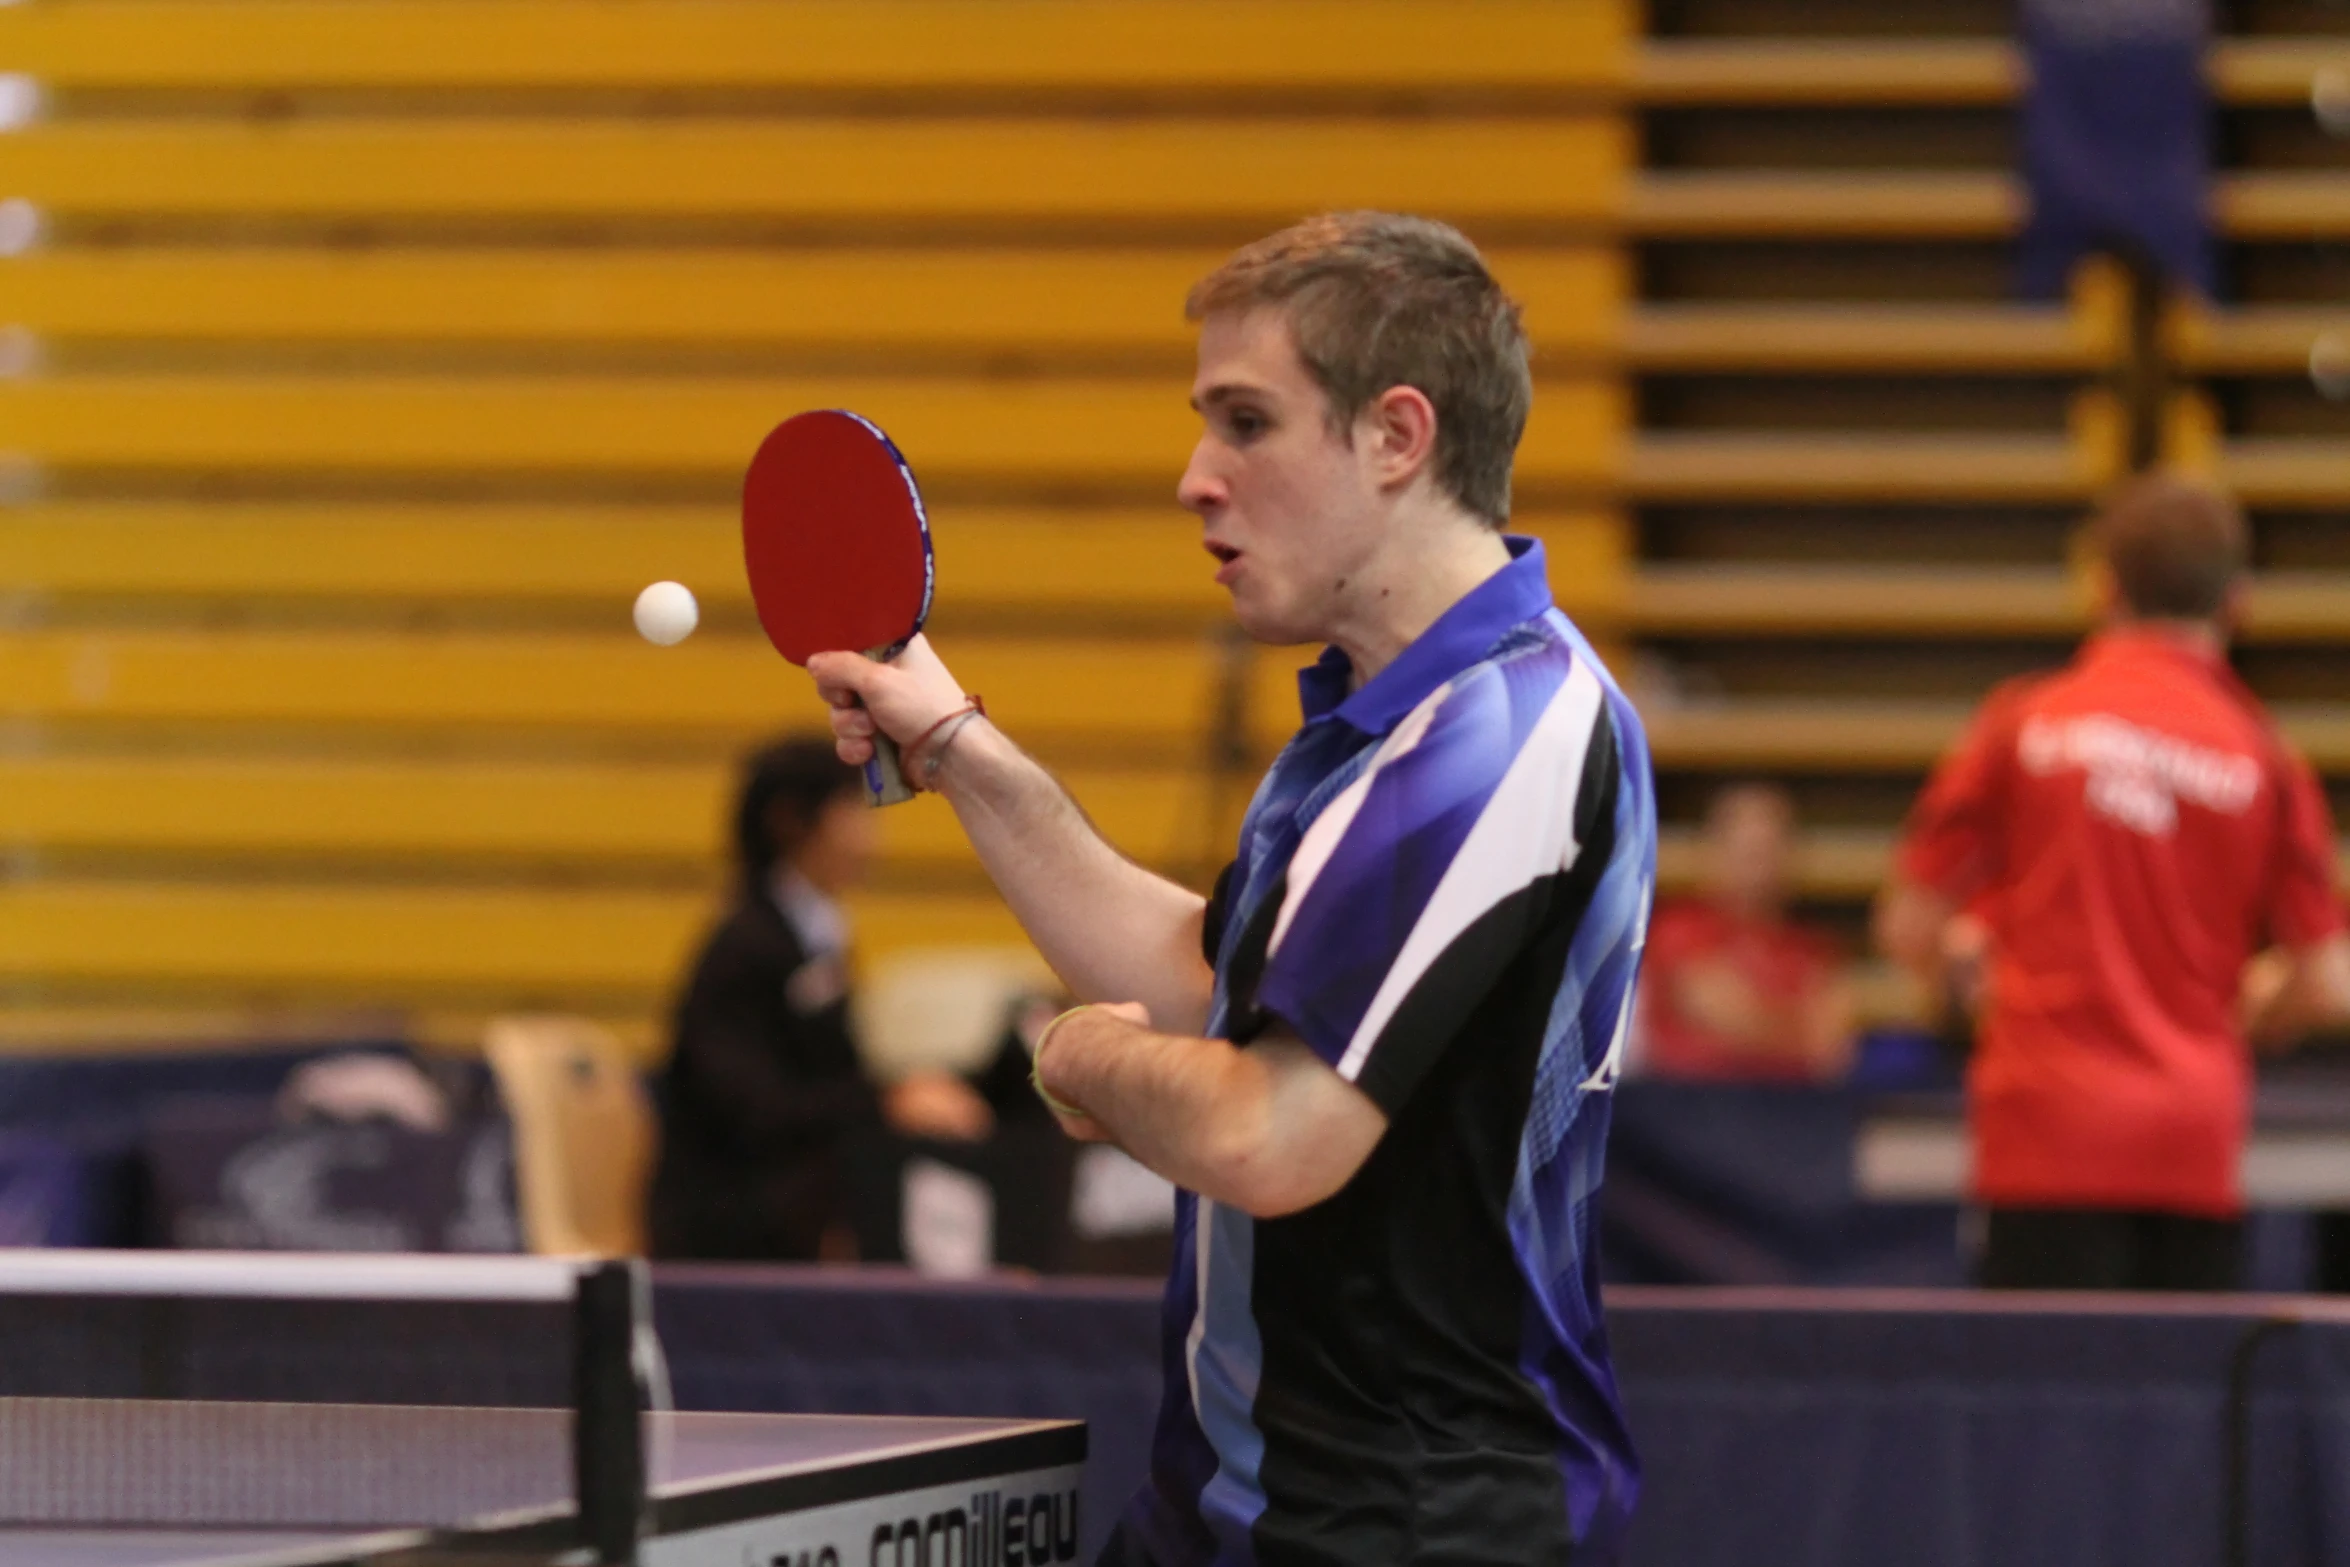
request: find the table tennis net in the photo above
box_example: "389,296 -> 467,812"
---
0,1397 -> 574,1529
0,1255 -> 658,1550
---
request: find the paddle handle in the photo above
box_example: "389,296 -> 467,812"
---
860,645 -> 917,807
865,732 -> 915,806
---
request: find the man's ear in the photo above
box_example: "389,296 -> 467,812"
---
1362,385 -> 1439,492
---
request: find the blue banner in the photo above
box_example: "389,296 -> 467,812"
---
2017,0 -> 2216,299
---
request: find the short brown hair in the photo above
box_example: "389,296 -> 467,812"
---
2087,471 -> 2248,620
1185,211 -> 1531,526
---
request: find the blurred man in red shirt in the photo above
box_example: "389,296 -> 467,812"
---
1639,783 -> 1856,1083
1877,474 -> 2350,1291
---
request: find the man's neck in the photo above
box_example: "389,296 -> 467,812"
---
1326,514 -> 1515,689
2105,614 -> 2226,659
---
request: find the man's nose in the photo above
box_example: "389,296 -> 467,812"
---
1177,439 -> 1225,514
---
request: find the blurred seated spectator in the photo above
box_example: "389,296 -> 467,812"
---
853,947 -> 1065,1133
650,737 -> 994,1262
1636,783 -> 1857,1083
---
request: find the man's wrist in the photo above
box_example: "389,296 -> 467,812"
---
900,696 -> 985,791
927,713 -> 1002,797
1030,1003 -> 1093,1118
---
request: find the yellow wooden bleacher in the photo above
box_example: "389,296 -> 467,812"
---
7,0 -> 2336,1051
0,248 -> 1620,356
1635,39 -> 2021,107
0,879 -> 1028,1006
2167,393 -> 2350,514
1629,171 -> 2019,240
0,503 -> 1624,622
0,754 -> 1223,879
1632,37 -> 2350,108
1,238 -> 2208,387
1630,566 -> 2086,637
0,0 -> 1641,1049
0,629 -> 1230,739
2171,304 -> 2350,377
16,821 -> 2069,1031
1639,701 -> 2350,776
1625,301 -> 2104,376
0,119 -> 1627,228
1623,432 -> 2098,504
1629,567 -> 2350,642
0,376 -> 1624,486
1623,245 -> 2133,382
1628,171 -> 2348,242
1615,7 -> 2349,1018
2217,444 -> 2350,512
1657,828 -> 2350,906
0,247 -> 1622,359
1624,388 -> 2122,506
2218,174 -> 2350,241
0,0 -> 1632,91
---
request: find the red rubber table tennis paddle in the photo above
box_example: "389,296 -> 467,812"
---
741,409 -> 935,806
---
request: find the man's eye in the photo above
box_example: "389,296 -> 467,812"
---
1228,410 -> 1266,440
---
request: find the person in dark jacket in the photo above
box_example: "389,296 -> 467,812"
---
650,736 -> 991,1260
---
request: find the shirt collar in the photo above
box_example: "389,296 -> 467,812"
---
769,866 -> 848,959
1297,535 -> 1554,735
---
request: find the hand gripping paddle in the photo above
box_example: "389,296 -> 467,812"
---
741,410 -> 936,806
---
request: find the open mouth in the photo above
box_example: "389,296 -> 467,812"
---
1205,543 -> 1239,565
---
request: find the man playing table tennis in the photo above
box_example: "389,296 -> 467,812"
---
812,211 -> 1654,1565
1876,473 -> 2350,1291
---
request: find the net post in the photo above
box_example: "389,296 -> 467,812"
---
572,1258 -> 649,1563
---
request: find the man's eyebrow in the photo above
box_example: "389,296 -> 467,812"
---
1189,382 -> 1269,413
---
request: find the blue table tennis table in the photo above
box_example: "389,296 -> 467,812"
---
0,1251 -> 1084,1567
5,1406 -> 1085,1567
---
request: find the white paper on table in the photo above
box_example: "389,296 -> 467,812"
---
1069,1146 -> 1177,1239
900,1156 -> 994,1278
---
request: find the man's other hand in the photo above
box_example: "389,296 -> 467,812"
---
1037,1001 -> 1149,1143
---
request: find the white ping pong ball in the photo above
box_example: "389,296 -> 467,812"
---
633,581 -> 699,646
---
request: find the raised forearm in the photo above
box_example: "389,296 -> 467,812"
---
935,719 -> 1214,1034
806,635 -> 1214,1031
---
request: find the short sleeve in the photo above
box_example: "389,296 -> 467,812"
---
1200,859 -> 1239,965
2267,747 -> 2345,948
1897,684 -> 2027,901
1244,654 -> 1619,1116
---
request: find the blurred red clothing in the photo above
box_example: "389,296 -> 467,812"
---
1638,898 -> 1843,1081
1898,628 -> 2344,1216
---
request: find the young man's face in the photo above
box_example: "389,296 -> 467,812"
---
1178,308 -> 1383,647
1704,787 -> 1794,918
786,791 -> 878,896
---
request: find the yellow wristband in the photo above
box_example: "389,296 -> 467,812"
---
1029,1003 -> 1093,1120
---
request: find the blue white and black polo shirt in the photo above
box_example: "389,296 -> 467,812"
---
1114,536 -> 1655,1566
